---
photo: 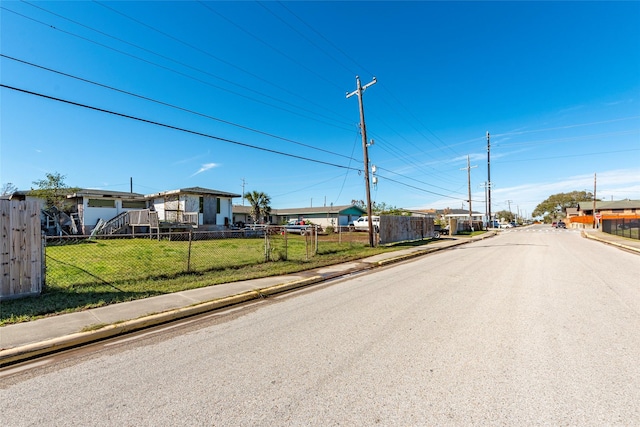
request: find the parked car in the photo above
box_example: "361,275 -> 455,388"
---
500,222 -> 513,229
551,222 -> 557,227
350,216 -> 380,232
284,219 -> 312,235
556,220 -> 566,229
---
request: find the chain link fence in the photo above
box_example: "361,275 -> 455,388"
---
44,226 -> 372,288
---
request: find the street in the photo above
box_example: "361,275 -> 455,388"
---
2,226 -> 639,426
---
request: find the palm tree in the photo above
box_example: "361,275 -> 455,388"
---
244,191 -> 271,224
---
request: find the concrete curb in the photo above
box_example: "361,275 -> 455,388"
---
0,235 -> 494,366
581,231 -> 640,254
375,232 -> 496,267
0,276 -> 325,366
376,243 -> 453,266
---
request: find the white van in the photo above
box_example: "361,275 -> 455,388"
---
350,216 -> 380,232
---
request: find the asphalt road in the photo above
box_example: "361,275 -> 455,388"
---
2,226 -> 639,426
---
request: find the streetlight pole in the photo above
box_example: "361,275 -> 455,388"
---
347,76 -> 377,247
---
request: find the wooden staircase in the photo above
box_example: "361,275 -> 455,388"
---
96,211 -> 130,235
94,209 -> 161,237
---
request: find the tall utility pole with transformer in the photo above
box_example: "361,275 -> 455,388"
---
347,75 -> 377,247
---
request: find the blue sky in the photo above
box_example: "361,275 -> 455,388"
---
1,1 -> 639,219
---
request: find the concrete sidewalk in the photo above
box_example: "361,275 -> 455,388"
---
581,228 -> 640,254
1,229 -> 637,366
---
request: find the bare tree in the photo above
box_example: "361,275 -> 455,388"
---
1,182 -> 18,196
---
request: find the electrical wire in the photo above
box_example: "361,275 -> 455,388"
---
275,0 -> 459,159
494,148 -> 640,163
197,0 -> 343,92
0,83 -> 361,171
1,54 -> 358,163
91,0 -> 351,126
1,53 -> 471,200
4,4 -> 354,131
376,174 -> 475,202
4,3 -> 469,198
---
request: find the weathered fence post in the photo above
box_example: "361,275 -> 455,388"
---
187,228 -> 193,272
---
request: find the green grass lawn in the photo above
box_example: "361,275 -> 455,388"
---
2,234 -> 419,325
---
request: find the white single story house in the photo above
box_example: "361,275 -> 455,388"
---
233,204 -> 366,229
148,187 -> 241,229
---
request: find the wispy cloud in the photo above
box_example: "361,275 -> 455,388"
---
604,99 -> 634,107
174,151 -> 210,165
190,163 -> 218,177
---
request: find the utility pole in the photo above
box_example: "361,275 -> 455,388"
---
480,181 -> 489,227
486,132 -> 492,227
593,172 -> 597,229
461,155 -> 477,230
506,200 -> 513,221
241,178 -> 247,205
347,75 -> 377,247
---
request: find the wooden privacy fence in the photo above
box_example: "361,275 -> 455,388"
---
569,215 -> 594,224
0,200 -> 43,299
379,215 -> 435,244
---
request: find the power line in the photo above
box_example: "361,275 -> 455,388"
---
3,54 -> 471,202
256,2 -> 356,76
91,0 -> 350,125
376,166 -> 467,197
6,3 -> 469,196
1,83 -> 360,171
197,0 -> 343,92
368,135 -> 462,185
493,116 -> 640,138
276,1 -> 365,76
275,1 -> 457,159
493,148 -> 640,163
242,0 -> 461,171
1,54 -> 357,163
376,174 -> 475,202
3,4 -> 354,131
501,130 -> 639,148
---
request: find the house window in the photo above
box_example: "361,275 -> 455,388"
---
88,199 -> 115,208
199,197 -> 204,214
122,200 -> 146,209
217,198 -> 221,214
